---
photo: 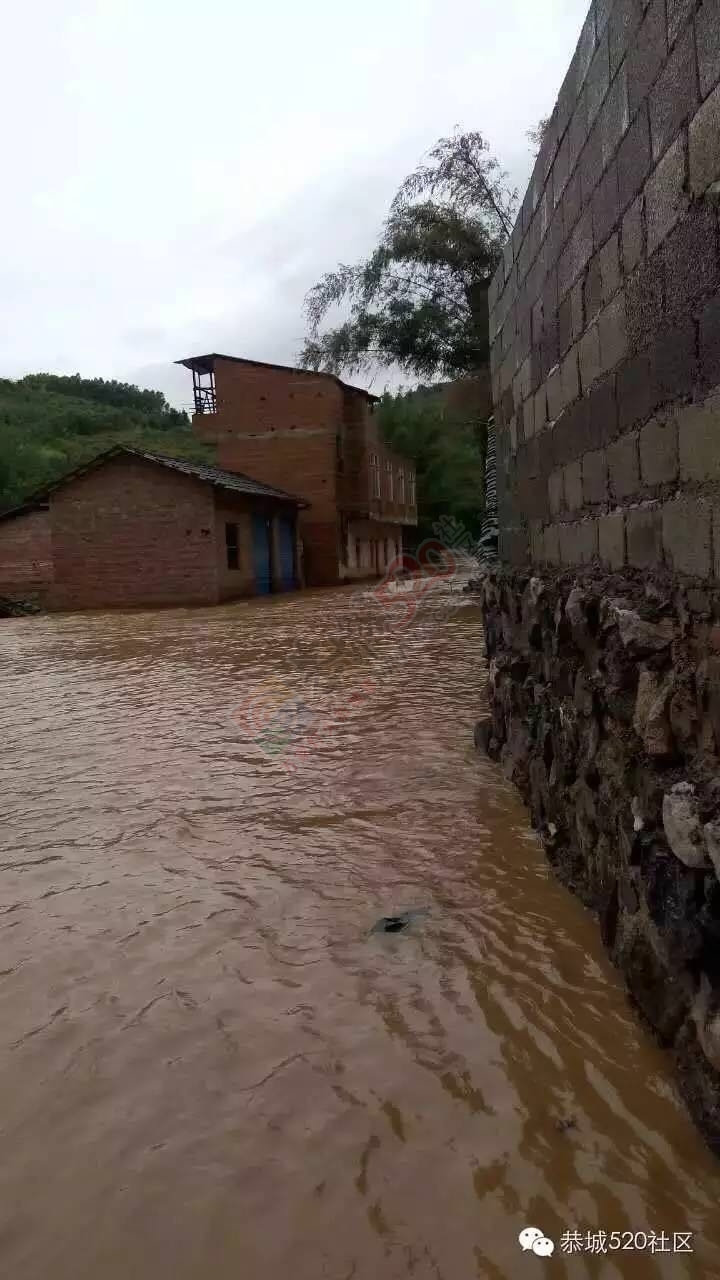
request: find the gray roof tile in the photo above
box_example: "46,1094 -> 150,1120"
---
6,444 -> 307,512
127,448 -> 304,504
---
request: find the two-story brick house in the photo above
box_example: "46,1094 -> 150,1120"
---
177,354 -> 417,587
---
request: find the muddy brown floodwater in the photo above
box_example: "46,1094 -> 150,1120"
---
2,581 -> 720,1280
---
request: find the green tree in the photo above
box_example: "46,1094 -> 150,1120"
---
19,373 -> 186,425
300,130 -> 517,381
0,376 -> 204,510
527,116 -> 551,157
377,391 -> 485,543
301,130 -> 513,539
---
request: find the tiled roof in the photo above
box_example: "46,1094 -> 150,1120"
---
126,448 -> 305,504
9,445 -> 306,510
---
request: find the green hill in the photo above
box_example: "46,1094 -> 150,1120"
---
0,373 -> 213,510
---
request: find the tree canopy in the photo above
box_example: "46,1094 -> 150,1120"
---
18,373 -> 187,423
0,375 -> 207,510
300,131 -> 517,382
377,389 -> 486,542
300,130 -> 516,541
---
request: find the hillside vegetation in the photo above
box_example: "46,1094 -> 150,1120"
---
0,374 -> 212,510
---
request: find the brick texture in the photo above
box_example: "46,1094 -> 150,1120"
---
608,431 -> 640,498
489,0 -> 720,575
559,518 -> 599,563
599,510 -> 626,565
645,135 -> 688,255
0,509 -> 53,603
49,458 -> 220,610
205,359 -> 416,586
696,0 -> 720,98
627,0 -> 667,116
622,196 -> 644,273
649,25 -> 698,163
617,103 -> 652,210
699,293 -> 720,391
678,400 -> 720,481
640,415 -> 679,485
610,0 -> 643,77
627,505 -> 663,566
583,447 -> 609,502
689,82 -> 720,194
662,496 -> 713,576
667,0 -> 694,46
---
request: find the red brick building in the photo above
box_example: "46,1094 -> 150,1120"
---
0,447 -> 304,611
178,354 -> 418,586
0,502 -> 53,605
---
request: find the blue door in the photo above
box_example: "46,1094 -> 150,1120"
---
278,517 -> 296,590
252,515 -> 272,594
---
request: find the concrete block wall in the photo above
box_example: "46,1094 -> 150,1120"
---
489,0 -> 720,577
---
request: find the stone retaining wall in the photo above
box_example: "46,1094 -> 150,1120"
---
475,565 -> 720,1148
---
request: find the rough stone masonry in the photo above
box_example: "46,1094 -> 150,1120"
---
482,0 -> 720,1149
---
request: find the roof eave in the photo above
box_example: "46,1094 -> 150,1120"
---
0,500 -> 50,524
175,353 -> 380,401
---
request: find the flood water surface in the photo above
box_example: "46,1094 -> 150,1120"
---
2,582 -> 720,1279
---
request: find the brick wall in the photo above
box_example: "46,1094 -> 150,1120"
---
217,430 -> 338,587
0,509 -> 53,603
214,502 -> 255,601
192,360 -> 416,585
357,415 -> 418,527
194,361 -> 341,586
196,360 -> 342,522
49,456 -> 218,610
489,0 -> 720,577
214,359 -> 346,433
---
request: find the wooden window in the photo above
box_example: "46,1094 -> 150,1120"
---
397,469 -> 405,504
225,522 -> 240,571
385,460 -> 393,501
408,473 -> 416,507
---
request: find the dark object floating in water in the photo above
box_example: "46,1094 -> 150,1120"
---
383,917 -> 406,933
370,908 -> 430,936
554,1115 -> 577,1133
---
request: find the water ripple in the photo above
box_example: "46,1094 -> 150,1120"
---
0,583 -> 719,1279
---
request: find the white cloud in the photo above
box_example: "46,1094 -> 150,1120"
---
1,0 -> 589,406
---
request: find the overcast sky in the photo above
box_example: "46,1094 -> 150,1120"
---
3,0 -> 588,409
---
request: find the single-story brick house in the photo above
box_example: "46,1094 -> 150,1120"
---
0,446 -> 306,612
0,500 -> 54,606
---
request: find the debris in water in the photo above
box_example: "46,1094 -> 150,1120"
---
369,908 -> 429,936
554,1115 -> 578,1133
